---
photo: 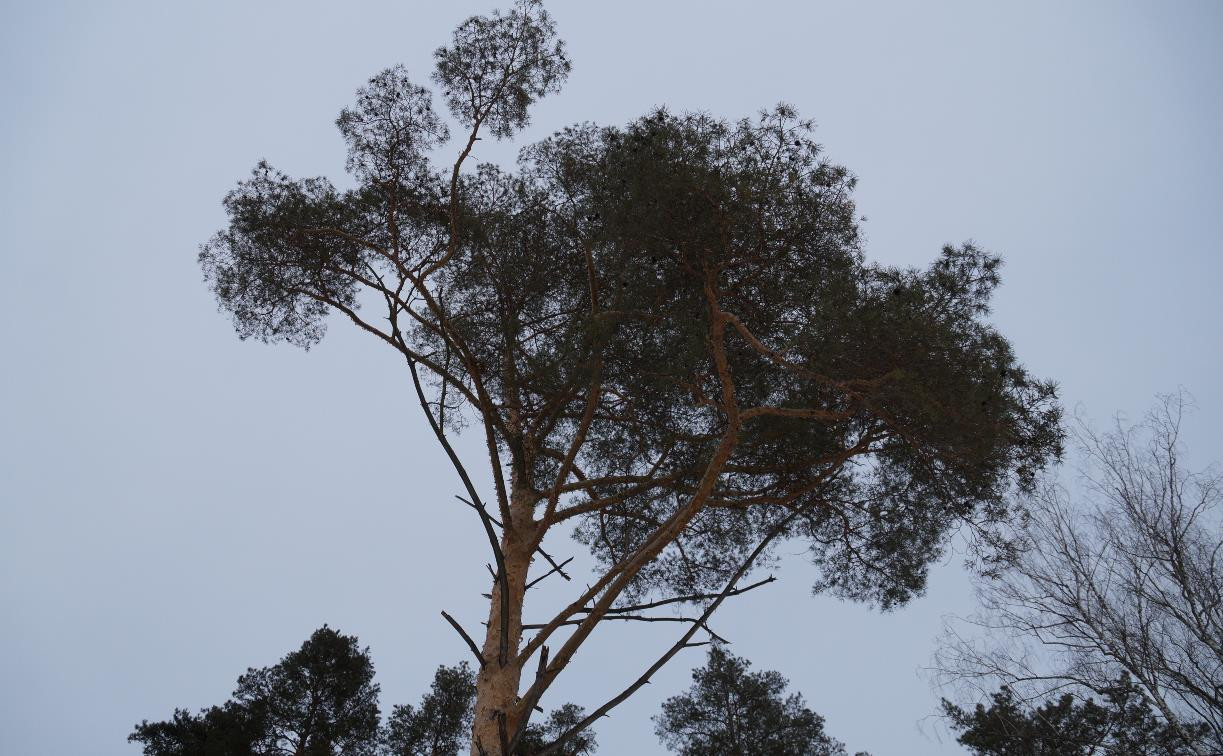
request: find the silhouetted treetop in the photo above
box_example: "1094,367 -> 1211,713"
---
943,674 -> 1209,755
130,626 -> 380,756
234,627 -> 381,755
433,0 -> 570,139
655,646 -> 860,756
129,703 -> 266,756
201,101 -> 1060,609
337,64 -> 450,184
198,1 -> 1062,749
385,663 -> 477,756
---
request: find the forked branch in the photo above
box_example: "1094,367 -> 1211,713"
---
533,509 -> 800,755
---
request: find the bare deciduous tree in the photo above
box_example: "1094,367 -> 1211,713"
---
936,392 -> 1222,754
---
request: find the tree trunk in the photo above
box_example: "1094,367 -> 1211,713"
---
470,493 -> 536,755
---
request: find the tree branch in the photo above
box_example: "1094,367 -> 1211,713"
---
441,611 -> 486,669
407,357 -> 511,667
534,511 -> 797,756
456,495 -> 572,582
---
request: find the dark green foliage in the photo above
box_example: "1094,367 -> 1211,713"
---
199,0 -> 1063,744
338,65 -> 450,183
385,662 -> 594,756
654,646 -> 857,756
128,703 -> 265,756
233,627 -> 382,755
519,108 -> 1062,606
199,163 -> 365,349
384,663 -> 476,756
201,82 -> 1060,610
942,675 -> 1209,755
129,629 -> 591,755
130,626 -> 381,756
433,0 -> 570,139
516,704 -> 597,756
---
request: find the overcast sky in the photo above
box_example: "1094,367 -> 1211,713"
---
2,2 -> 1221,754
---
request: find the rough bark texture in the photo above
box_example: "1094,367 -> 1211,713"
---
470,492 -> 536,755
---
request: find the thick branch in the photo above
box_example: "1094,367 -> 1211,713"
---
534,511 -> 798,756
511,263 -> 745,712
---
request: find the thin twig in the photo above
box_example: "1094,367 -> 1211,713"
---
525,557 -> 576,591
588,576 -> 775,615
521,614 -> 729,643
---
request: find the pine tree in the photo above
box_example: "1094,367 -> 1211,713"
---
199,2 -> 1061,750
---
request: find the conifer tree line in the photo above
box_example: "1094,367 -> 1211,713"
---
130,628 -> 865,755
160,0 -> 1222,753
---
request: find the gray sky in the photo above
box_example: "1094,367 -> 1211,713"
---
2,2 -> 1221,754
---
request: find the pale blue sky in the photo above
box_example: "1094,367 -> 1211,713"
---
2,2 -> 1221,754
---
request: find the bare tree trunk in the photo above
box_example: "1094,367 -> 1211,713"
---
470,493 -> 536,756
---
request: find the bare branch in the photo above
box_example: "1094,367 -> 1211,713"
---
525,557 -> 575,591
441,611 -> 486,669
935,393 -> 1222,752
534,510 -> 797,756
407,356 -> 511,668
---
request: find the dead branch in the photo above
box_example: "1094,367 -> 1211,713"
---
441,610 -> 486,669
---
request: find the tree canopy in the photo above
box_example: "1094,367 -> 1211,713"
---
130,626 -> 381,756
655,646 -> 862,756
385,662 -> 595,756
131,629 -> 594,756
198,0 -> 1062,750
943,674 -> 1209,756
385,663 -> 477,756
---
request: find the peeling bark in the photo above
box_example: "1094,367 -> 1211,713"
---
470,492 -> 536,756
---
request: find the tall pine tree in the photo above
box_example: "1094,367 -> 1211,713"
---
199,1 -> 1062,750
